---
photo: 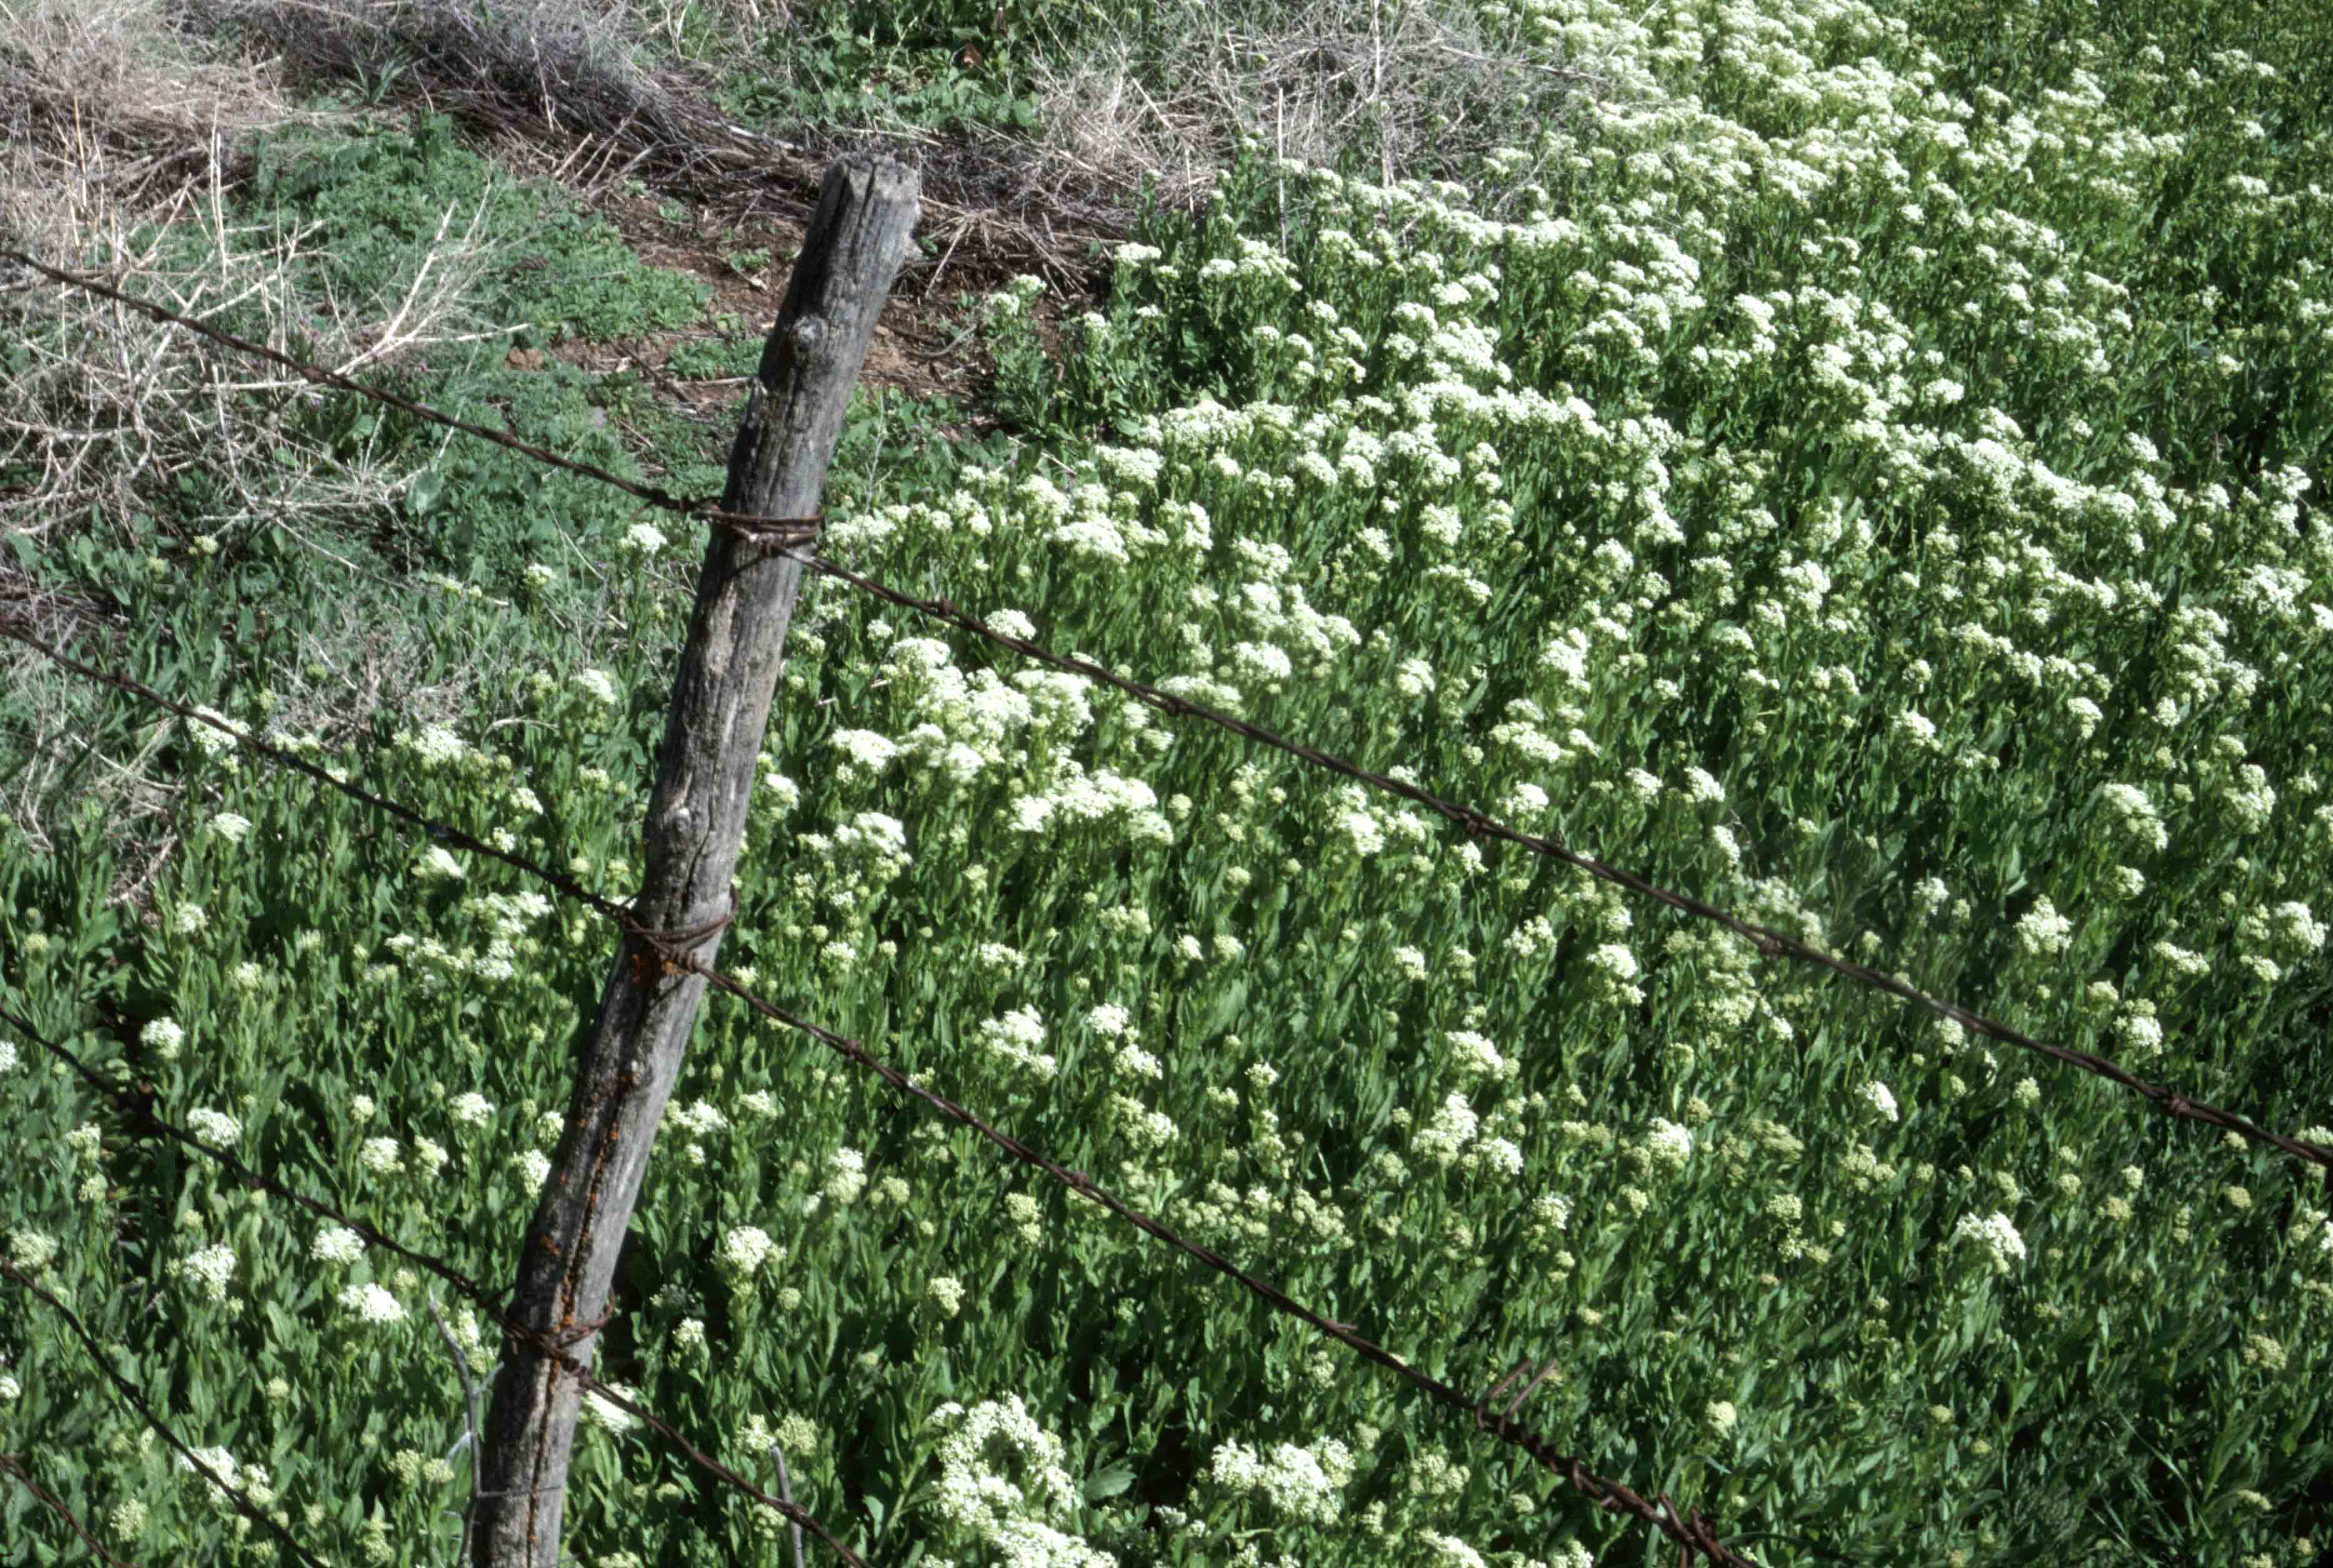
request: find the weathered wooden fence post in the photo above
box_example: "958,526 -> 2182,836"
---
473,155 -> 920,1568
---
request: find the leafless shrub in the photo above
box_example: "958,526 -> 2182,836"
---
153,0 -> 1149,288
0,0 -> 324,204
1023,0 -> 1608,214
0,0 -> 528,857
1,153 -> 505,545
177,0 -> 828,212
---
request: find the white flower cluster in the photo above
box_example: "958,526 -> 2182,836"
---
310,1227 -> 366,1265
177,1445 -> 269,1505
1207,1436 -> 1355,1525
338,1282 -> 406,1324
1952,1212 -> 2028,1275
926,1396 -> 1113,1568
174,1243 -> 237,1302
977,1007 -> 1057,1079
2014,898 -> 2075,958
1413,1093 -> 1480,1167
583,1382 -> 636,1434
1640,1118 -> 1694,1173
719,1225 -> 781,1281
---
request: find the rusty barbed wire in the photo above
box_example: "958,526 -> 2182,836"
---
768,558 -> 2333,1179
0,628 -> 1758,1566
8,246 -> 2325,1182
0,1001 -> 869,1568
14,241 -> 2330,1564
0,249 -> 823,543
0,1451 -> 142,1568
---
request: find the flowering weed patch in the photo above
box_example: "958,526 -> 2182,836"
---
6,0 -> 2333,1564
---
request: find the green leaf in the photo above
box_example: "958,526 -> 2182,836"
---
1083,1463 -> 1136,1502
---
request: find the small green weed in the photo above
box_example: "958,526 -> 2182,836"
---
246,111 -> 709,346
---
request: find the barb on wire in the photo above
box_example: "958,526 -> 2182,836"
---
6,246 -> 2324,1180
0,1451 -> 141,1568
1,1259 -> 334,1568
0,632 -> 1755,1566
0,1003 -> 866,1568
1477,1357 -> 1561,1432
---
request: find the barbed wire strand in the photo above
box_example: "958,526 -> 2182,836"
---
0,1450 -> 142,1568
754,553 -> 2333,1179
0,1002 -> 869,1568
0,249 -> 821,542
0,632 -> 1754,1567
7,246 -> 2325,1181
0,1258 -> 337,1568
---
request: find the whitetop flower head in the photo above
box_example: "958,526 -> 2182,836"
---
177,1445 -> 245,1498
926,1394 -> 1087,1552
825,1148 -> 868,1205
311,1226 -> 366,1265
1860,1081 -> 1900,1122
183,705 -> 248,757
670,1099 -> 728,1138
7,1229 -> 58,1272
583,1382 -> 636,1433
1587,942 -> 1643,1005
1444,1029 -> 1512,1080
174,1243 -> 237,1302
575,668 -> 618,707
1208,1435 -> 1356,1524
1415,1093 -> 1479,1166
338,1282 -> 406,1324
1952,1211 -> 2027,1274
1642,1118 -> 1694,1172
141,1017 -> 186,1059
2014,898 -> 2074,957
399,724 -> 467,769
719,1226 -> 779,1279
831,729 -> 900,778
977,1007 -> 1055,1078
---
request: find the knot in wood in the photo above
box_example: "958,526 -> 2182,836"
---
785,317 -> 828,359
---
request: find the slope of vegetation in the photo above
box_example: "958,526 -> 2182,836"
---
3,0 -> 2329,1565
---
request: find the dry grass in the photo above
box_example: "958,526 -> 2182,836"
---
1023,0 -> 1610,216
0,0 -> 528,549
0,0 -> 525,870
0,0 -> 319,205
159,0 -> 1156,290
0,0 -> 1610,876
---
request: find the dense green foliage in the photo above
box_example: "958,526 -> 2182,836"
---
4,0 -> 2332,1565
